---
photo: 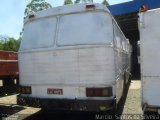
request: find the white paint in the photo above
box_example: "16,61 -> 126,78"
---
19,4 -> 131,109
21,17 -> 57,50
24,3 -> 110,24
139,8 -> 160,111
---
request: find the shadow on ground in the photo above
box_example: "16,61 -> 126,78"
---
0,85 -> 18,97
0,85 -> 23,119
117,78 -> 131,115
0,104 -> 25,118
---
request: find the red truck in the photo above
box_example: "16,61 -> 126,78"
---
0,51 -> 19,87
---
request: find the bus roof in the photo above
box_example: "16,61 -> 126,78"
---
24,3 -> 110,23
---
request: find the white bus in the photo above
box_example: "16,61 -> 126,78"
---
139,8 -> 160,114
17,3 -> 131,112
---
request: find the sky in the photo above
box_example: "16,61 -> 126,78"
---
0,0 -> 131,39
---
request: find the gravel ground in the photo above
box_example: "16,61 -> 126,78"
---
122,80 -> 143,114
0,95 -> 41,120
0,80 -> 143,120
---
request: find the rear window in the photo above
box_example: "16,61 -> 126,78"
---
57,12 -> 113,46
20,17 -> 57,50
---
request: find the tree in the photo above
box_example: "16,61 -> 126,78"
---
74,0 -> 80,3
64,0 -> 73,5
24,0 -> 52,18
0,35 -> 8,42
74,0 -> 93,3
3,38 -> 20,52
0,35 -> 20,52
0,35 -> 8,50
102,0 -> 109,6
21,0 -> 52,43
0,41 -> 4,50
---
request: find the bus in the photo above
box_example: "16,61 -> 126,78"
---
139,8 -> 160,114
17,3 -> 131,112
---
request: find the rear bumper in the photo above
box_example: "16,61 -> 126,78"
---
17,95 -> 116,111
142,103 -> 160,113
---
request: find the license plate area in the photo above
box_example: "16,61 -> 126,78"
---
47,88 -> 63,95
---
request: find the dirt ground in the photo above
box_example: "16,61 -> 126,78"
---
0,80 -> 147,120
122,80 -> 142,114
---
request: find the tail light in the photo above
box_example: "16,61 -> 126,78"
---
18,86 -> 32,94
86,87 -> 112,97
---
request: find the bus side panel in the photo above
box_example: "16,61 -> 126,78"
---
114,50 -> 126,103
142,77 -> 160,107
140,10 -> 160,109
113,21 -> 130,103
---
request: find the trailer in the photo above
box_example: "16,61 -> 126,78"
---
139,9 -> 160,114
0,51 -> 19,88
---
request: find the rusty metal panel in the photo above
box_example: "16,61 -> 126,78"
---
0,50 -> 17,60
0,51 -> 18,77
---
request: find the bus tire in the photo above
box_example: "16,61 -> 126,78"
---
122,73 -> 126,98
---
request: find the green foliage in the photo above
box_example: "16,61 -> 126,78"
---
84,0 -> 93,2
0,41 -> 4,50
64,0 -> 73,5
0,37 -> 20,52
102,0 -> 109,6
74,0 -> 80,3
24,0 -> 52,18
74,0 -> 93,3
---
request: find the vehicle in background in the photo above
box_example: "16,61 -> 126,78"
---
0,51 -> 19,94
139,8 -> 160,114
17,3 -> 131,112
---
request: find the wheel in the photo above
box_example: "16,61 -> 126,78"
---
122,74 -> 127,98
110,101 -> 117,115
